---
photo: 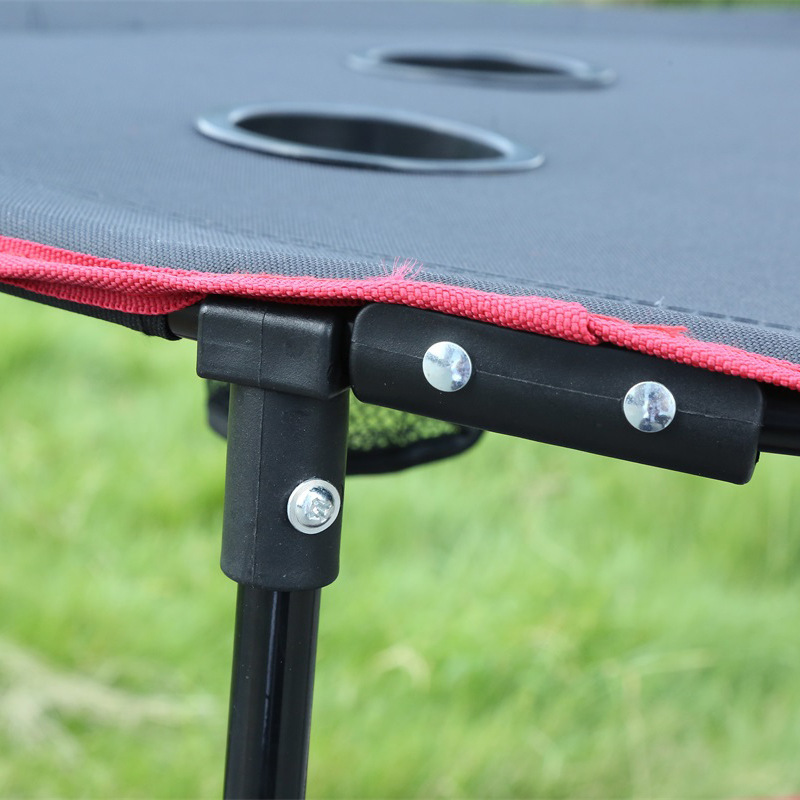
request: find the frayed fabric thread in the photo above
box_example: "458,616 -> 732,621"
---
2,234 -> 800,392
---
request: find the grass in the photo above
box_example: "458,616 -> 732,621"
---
2,295 -> 800,798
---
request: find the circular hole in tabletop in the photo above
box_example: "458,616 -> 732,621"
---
348,47 -> 616,89
196,104 -> 544,173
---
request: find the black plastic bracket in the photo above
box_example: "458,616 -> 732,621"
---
197,299 -> 348,399
182,297 -> 784,514
196,299 -> 350,591
350,304 -> 765,484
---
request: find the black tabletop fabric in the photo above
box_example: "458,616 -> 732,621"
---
1,1 -> 799,373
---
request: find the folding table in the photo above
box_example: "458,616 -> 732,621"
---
2,1 -> 800,796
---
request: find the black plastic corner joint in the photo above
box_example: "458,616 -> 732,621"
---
195,299 -> 351,591
196,298 -> 349,399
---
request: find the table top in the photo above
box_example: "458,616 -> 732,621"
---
1,1 -> 799,389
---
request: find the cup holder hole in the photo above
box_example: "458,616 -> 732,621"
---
349,47 -> 615,89
237,113 -> 495,161
197,104 -> 544,174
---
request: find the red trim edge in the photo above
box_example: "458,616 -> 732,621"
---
2,234 -> 800,391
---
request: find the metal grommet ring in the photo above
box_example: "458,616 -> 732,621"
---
196,103 -> 544,174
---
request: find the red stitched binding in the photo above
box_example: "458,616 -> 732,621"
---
2,234 -> 800,391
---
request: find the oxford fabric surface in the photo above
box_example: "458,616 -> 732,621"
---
0,1 -> 799,367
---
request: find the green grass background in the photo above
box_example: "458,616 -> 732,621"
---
2,291 -> 800,799
3,0 -> 800,794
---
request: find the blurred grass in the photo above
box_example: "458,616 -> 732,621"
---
2,295 -> 800,798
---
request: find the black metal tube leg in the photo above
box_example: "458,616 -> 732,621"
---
224,586 -> 321,800
198,303 -> 350,799
220,383 -> 348,799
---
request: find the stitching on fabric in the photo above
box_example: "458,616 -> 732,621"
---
2,236 -> 800,393
3,169 -> 799,336
421,268 -> 800,336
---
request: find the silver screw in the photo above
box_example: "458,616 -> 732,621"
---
422,341 -> 473,392
623,381 -> 676,433
287,479 -> 341,534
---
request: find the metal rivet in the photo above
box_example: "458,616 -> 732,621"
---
623,381 -> 676,433
422,341 -> 472,392
287,479 -> 341,534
